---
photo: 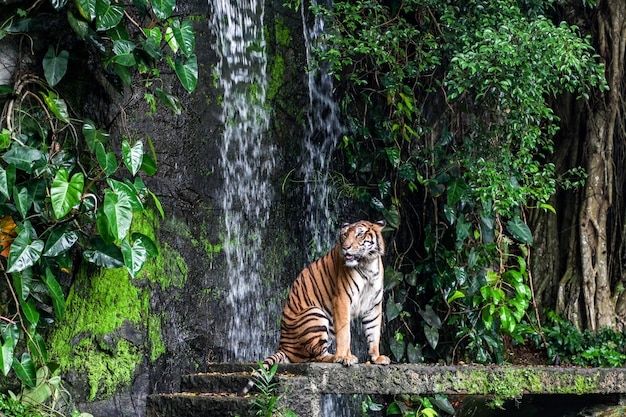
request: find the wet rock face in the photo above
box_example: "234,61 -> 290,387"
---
63,0 -> 310,416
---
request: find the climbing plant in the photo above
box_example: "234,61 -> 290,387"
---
0,0 -> 197,411
306,0 -> 607,362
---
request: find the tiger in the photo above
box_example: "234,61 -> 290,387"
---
239,219 -> 391,396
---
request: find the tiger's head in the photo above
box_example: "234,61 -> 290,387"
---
339,220 -> 386,267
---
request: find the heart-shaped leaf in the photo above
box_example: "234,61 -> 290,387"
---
43,47 -> 69,87
83,237 -> 124,268
95,0 -> 124,31
173,54 -> 198,93
96,142 -> 118,176
7,232 -> 44,273
122,140 -> 143,176
103,189 -> 132,241
51,168 -> 84,219
151,0 -> 175,20
43,228 -> 79,257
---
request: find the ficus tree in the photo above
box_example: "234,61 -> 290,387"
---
0,0 -> 196,412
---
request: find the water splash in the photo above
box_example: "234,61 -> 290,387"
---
210,0 -> 275,362
300,0 -> 343,260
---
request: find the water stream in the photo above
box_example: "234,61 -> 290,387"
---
210,0 -> 276,362
300,0 -> 343,260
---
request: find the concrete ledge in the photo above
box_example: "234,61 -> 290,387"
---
292,363 -> 626,396
147,363 -> 626,417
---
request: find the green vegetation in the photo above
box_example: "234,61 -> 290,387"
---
0,0 -> 197,413
248,363 -> 297,417
301,0 -> 609,364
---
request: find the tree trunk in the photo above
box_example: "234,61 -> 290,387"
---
576,0 -> 625,331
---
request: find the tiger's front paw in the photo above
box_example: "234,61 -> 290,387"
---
334,354 -> 358,366
373,355 -> 391,365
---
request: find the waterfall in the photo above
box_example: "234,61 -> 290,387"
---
300,0 -> 343,260
211,0 -> 275,362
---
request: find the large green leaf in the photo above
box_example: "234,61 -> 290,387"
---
51,168 -> 84,219
103,189 -> 132,241
0,338 -> 14,376
96,142 -> 118,176
42,46 -> 69,87
43,228 -> 79,257
151,0 -> 175,19
107,178 -> 143,211
506,216 -> 533,245
83,237 -> 124,268
76,0 -> 97,21
0,164 -> 15,199
2,146 -> 44,173
122,140 -> 143,176
42,268 -> 65,320
95,0 -> 124,31
121,238 -> 146,278
173,54 -> 198,93
12,353 -> 36,388
7,232 -> 44,274
170,19 -> 195,57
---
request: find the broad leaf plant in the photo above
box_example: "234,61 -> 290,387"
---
0,0 -> 197,408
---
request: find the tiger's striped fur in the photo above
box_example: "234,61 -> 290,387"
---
239,220 -> 390,396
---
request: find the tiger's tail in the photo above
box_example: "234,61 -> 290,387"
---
238,351 -> 289,396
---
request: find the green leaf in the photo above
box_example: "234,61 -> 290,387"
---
96,142 -> 118,176
148,190 -> 165,219
14,186 -> 33,220
12,353 -> 36,388
0,338 -> 14,376
155,88 -> 182,115
447,178 -> 467,206
386,299 -> 403,322
76,0 -> 97,21
110,40 -> 136,67
103,189 -> 133,241
121,234 -> 157,278
386,401 -> 402,416
506,216 -> 533,245
51,168 -> 84,219
83,119 -> 110,152
95,0 -> 124,31
2,146 -> 44,173
141,153 -> 157,176
152,0 -> 175,20
19,298 -> 39,326
0,164 -> 15,199
173,54 -> 198,93
132,233 -> 158,257
122,140 -> 143,176
107,178 -> 143,211
42,268 -> 65,320
41,91 -> 70,123
170,19 -> 195,57
447,290 -> 465,303
83,237 -> 124,268
539,202 -> 556,214
424,324 -> 439,349
7,232 -> 44,273
43,47 -> 69,87
389,335 -> 405,362
44,228 -> 78,257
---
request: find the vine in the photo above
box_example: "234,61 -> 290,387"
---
0,0 -> 197,413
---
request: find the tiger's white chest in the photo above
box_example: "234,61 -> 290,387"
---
348,258 -> 383,319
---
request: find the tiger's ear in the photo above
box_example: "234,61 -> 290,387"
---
375,220 -> 386,228
341,222 -> 350,228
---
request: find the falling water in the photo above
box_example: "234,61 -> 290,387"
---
300,0 -> 343,260
210,0 -> 276,362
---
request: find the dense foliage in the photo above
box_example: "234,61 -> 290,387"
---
0,0 -> 196,413
307,0 -> 608,363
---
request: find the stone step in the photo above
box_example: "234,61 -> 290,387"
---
181,372 -> 253,394
146,392 -> 256,417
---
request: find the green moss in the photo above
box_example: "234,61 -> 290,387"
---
47,210 -> 194,401
48,267 -> 143,400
